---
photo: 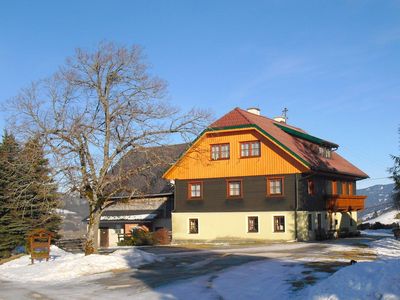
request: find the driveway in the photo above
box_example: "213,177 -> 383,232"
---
0,234 -> 386,300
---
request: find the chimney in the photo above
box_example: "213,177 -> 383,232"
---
247,107 -> 260,115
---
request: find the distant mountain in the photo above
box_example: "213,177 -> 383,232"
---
357,183 -> 395,221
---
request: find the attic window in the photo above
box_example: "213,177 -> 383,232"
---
318,146 -> 332,159
240,141 -> 260,157
211,143 -> 230,160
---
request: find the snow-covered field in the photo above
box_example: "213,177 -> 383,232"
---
363,209 -> 400,225
0,245 -> 159,282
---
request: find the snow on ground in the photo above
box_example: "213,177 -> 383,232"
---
132,260 -> 307,300
1,234 -> 400,299
360,229 -> 394,237
140,237 -> 400,300
0,245 -> 159,282
300,237 -> 400,300
364,209 -> 400,225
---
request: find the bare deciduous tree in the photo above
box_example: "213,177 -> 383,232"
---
9,42 -> 211,255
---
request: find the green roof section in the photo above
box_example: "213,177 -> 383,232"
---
274,123 -> 339,149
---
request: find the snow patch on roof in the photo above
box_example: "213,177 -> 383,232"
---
100,213 -> 158,221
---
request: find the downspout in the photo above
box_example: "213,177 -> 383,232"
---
294,174 -> 299,241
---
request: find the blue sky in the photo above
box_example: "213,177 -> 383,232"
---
0,1 -> 399,188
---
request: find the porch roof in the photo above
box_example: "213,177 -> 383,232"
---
100,212 -> 158,222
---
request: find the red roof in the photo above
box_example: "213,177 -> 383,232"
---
210,107 -> 368,179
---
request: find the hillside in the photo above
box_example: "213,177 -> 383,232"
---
357,183 -> 395,221
364,209 -> 400,225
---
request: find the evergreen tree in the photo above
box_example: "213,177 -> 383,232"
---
390,154 -> 400,210
20,138 -> 61,233
0,133 -> 61,258
0,132 -> 25,258
389,128 -> 400,210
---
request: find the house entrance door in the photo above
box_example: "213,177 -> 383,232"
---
317,213 -> 322,230
100,228 -> 109,248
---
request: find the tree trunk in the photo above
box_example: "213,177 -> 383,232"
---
85,209 -> 101,255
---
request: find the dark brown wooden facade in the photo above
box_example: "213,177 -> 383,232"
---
175,174 -> 364,213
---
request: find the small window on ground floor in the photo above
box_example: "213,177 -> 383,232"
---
274,216 -> 285,232
189,218 -> 199,234
248,216 -> 259,233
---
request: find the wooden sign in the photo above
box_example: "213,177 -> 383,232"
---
28,229 -> 54,264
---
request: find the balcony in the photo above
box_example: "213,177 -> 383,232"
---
326,194 -> 366,212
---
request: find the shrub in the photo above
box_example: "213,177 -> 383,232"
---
117,229 -> 155,246
117,238 -> 135,246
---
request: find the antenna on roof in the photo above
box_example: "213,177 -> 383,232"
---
273,107 -> 288,124
282,108 -> 288,121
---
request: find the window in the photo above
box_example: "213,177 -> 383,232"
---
267,177 -> 284,196
348,182 -> 354,195
342,182 -> 348,195
332,180 -> 337,195
240,141 -> 261,157
274,216 -> 285,232
307,179 -> 315,195
248,216 -> 259,233
227,180 -> 242,198
308,214 -> 313,231
189,218 -> 198,234
211,143 -> 230,160
188,182 -> 202,199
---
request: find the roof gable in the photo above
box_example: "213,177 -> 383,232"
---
208,108 -> 368,179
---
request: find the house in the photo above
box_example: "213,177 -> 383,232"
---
96,143 -> 187,248
163,107 -> 368,242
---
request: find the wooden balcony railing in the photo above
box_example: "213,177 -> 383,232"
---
326,194 -> 366,212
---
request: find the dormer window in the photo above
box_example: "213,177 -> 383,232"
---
240,141 -> 261,158
211,143 -> 230,160
318,146 -> 331,159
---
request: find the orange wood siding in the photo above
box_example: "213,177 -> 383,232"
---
164,129 -> 308,180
